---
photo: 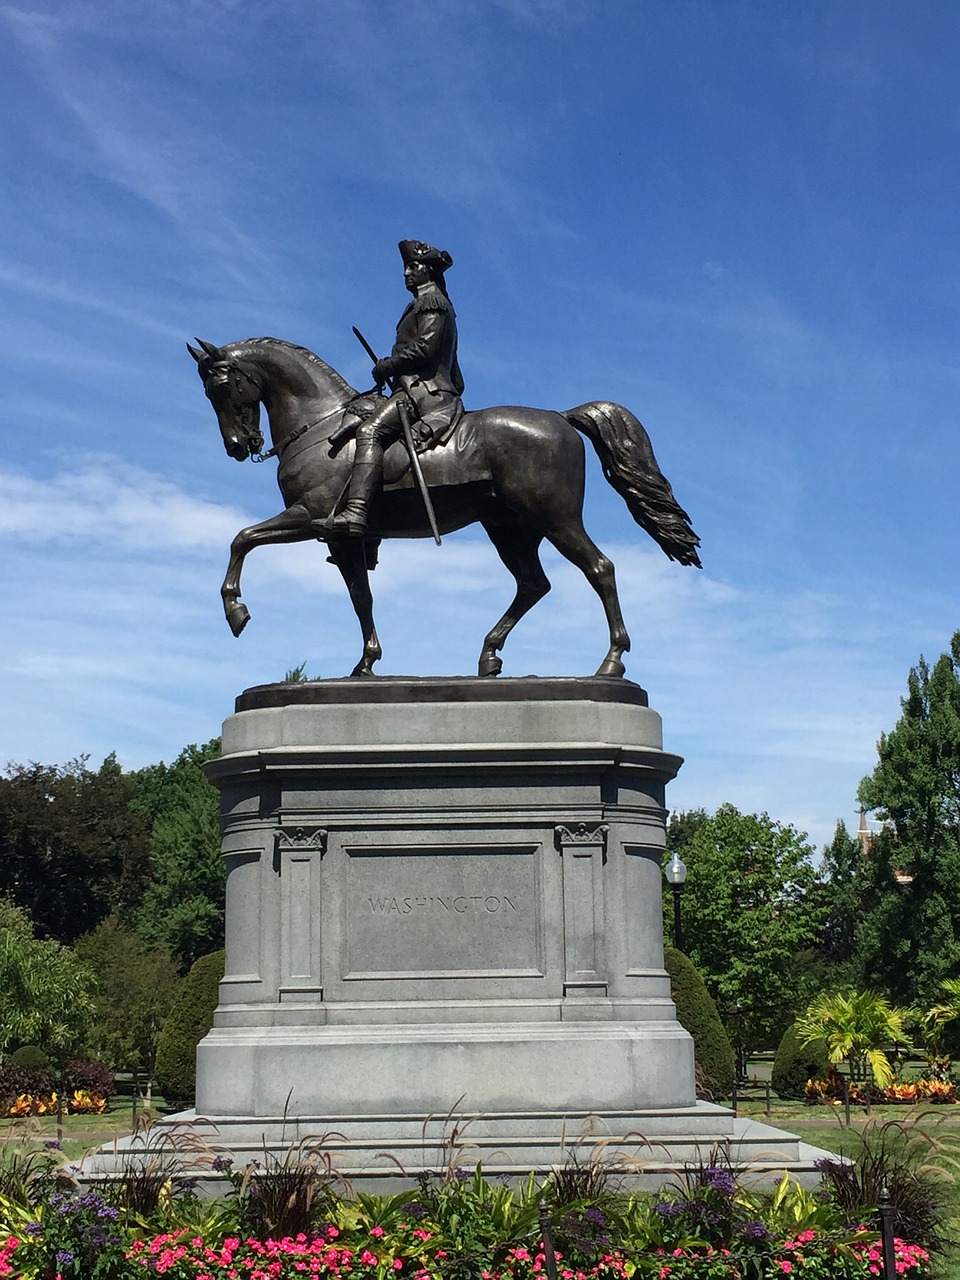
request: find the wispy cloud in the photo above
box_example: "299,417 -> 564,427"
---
0,461 -> 245,548
2,4 -> 279,289
0,259 -> 185,339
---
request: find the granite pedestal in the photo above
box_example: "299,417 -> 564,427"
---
82,677 -> 836,1186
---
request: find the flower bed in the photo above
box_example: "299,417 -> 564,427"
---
0,1225 -> 931,1279
805,1070 -> 957,1105
2,1089 -> 108,1117
0,1159 -> 936,1280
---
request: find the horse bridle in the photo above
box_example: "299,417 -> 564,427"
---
204,359 -> 266,457
208,357 -> 379,464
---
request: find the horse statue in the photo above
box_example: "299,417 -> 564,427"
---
189,336 -> 701,679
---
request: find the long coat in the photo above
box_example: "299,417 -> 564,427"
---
379,284 -> 464,439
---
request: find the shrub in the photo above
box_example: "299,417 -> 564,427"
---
10,1044 -> 51,1070
61,1058 -> 115,1098
154,948 -> 224,1104
664,946 -> 736,1097
772,1021 -> 831,1099
0,1058 -> 55,1105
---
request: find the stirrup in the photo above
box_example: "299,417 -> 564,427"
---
328,503 -> 368,537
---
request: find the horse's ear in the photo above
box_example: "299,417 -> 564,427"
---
186,343 -> 204,362
197,338 -> 223,359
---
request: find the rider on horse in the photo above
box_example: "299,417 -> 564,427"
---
330,239 -> 465,537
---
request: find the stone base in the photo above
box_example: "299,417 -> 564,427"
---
79,678 -> 838,1190
79,1103 -> 839,1190
197,1021 -> 694,1118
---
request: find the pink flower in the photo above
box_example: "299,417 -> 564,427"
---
778,1264 -> 793,1274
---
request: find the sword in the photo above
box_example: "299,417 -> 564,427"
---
351,326 -> 441,546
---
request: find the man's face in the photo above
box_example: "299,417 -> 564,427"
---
404,259 -> 431,291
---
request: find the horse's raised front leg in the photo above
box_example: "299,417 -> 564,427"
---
545,520 -> 631,678
325,536 -> 382,677
477,521 -> 551,677
221,504 -> 313,636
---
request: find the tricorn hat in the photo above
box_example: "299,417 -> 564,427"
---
398,240 -> 453,273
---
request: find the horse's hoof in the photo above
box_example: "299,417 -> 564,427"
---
594,657 -> 626,678
226,603 -> 250,637
349,663 -> 377,678
478,654 -> 502,677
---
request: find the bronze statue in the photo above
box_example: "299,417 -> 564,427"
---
189,243 -> 701,680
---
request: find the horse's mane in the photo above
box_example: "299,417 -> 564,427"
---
231,336 -> 356,399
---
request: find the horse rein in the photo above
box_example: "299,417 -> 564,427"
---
251,387 -> 377,465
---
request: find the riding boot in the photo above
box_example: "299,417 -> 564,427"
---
330,441 -> 383,536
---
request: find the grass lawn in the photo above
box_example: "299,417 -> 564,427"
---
0,1096 -> 167,1161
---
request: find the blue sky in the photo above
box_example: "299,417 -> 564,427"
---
2,0 -> 959,850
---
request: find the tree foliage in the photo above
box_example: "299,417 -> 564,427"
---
154,949 -> 224,1104
0,754 -> 150,944
130,740 -> 223,970
770,1022 -> 830,1100
0,898 -> 96,1061
857,632 -> 960,1007
817,820 -> 862,974
667,804 -> 824,1061
663,946 -> 735,1097
73,917 -> 182,1073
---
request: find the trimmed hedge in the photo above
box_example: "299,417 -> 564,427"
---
10,1045 -> 51,1070
154,949 -> 224,1104
663,946 -> 736,1098
772,1021 -> 831,1099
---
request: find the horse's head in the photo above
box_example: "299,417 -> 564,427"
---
188,339 -> 265,461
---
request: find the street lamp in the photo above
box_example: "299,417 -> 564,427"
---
664,851 -> 687,952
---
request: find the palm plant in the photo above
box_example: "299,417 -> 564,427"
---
796,989 -> 910,1089
923,976 -> 960,1040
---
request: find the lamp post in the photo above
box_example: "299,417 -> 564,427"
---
664,851 -> 687,952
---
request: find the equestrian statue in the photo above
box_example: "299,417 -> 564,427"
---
189,239 -> 701,680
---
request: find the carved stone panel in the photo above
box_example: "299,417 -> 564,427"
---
556,824 -> 608,994
342,842 -> 543,980
277,826 -> 326,999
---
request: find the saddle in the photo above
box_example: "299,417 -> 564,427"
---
379,408 -> 491,491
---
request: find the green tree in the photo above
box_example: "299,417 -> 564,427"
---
131,740 -> 223,970
0,754 -> 150,944
771,1022 -> 831,1100
73,917 -> 181,1076
818,820 -> 862,971
0,899 -> 96,1060
663,946 -> 735,1097
154,949 -> 225,1104
796,989 -> 909,1089
857,632 -> 960,1007
667,808 -> 709,853
669,803 -> 824,1067
663,809 -> 707,942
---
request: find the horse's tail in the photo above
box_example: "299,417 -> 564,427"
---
564,401 -> 702,568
